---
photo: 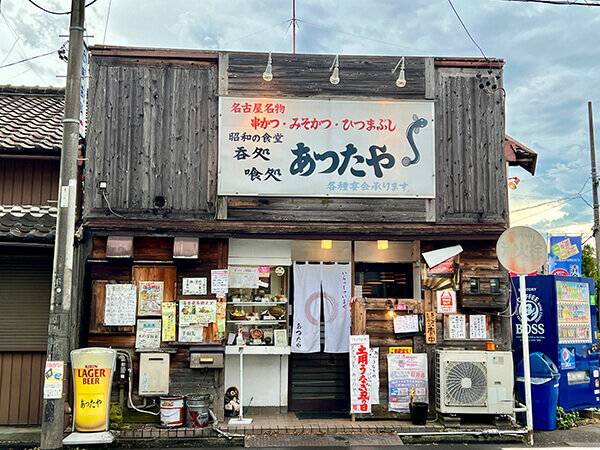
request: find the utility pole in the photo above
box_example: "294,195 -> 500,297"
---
589,101 -> 600,278
41,1 -> 85,448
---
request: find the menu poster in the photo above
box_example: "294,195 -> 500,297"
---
182,277 -> 207,296
368,347 -> 380,405
138,281 -> 163,316
161,302 -> 176,342
469,315 -> 487,340
393,314 -> 420,334
229,266 -> 259,289
179,300 -> 217,325
43,361 -> 64,400
448,314 -> 466,339
556,281 -> 592,344
178,324 -> 205,343
216,301 -> 226,340
104,284 -> 137,326
211,269 -> 229,295
135,319 -> 161,349
349,335 -> 371,414
387,353 -> 428,412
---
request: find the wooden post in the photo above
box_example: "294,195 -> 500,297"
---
351,298 -> 367,335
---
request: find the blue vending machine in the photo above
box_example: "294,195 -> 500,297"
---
512,275 -> 600,412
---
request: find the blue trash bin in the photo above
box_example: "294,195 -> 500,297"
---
516,352 -> 561,431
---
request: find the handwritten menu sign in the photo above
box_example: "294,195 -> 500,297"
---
350,335 -> 371,414
161,302 -> 176,342
469,315 -> 487,340
229,266 -> 259,289
448,314 -> 466,339
393,314 -> 420,334
138,281 -> 163,316
387,353 -> 428,412
182,277 -> 207,296
368,347 -> 380,405
179,300 -> 217,325
211,269 -> 229,295
135,319 -> 161,350
104,284 -> 137,326
178,324 -> 205,343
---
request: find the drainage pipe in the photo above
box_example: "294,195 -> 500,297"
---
208,408 -> 244,439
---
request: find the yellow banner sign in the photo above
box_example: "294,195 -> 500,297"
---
389,346 -> 412,354
72,348 -> 116,432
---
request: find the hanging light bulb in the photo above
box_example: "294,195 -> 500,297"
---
392,57 -> 406,88
329,55 -> 340,85
262,52 -> 273,82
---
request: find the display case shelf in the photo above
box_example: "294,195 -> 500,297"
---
228,301 -> 287,306
226,319 -> 286,325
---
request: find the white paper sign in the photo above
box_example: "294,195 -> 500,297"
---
393,314 -> 420,334
135,319 -> 161,349
436,290 -> 457,314
178,324 -> 205,343
211,269 -> 229,294
469,315 -> 487,339
104,284 -> 137,326
43,361 -> 64,399
350,335 -> 371,414
448,314 -> 466,339
218,97 -> 435,198
368,347 -> 380,405
229,266 -> 259,289
183,277 -> 207,295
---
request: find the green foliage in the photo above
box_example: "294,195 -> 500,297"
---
556,406 -> 580,429
582,244 -> 600,295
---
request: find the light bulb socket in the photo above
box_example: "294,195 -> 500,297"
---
262,52 -> 273,82
330,67 -> 340,85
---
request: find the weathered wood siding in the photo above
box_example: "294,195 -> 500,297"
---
435,67 -> 507,223
84,58 -> 218,218
224,52 -> 427,99
0,158 -> 59,205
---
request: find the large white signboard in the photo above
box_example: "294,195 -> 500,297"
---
218,97 -> 435,198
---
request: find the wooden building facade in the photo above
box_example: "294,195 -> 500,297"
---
78,46 -> 527,422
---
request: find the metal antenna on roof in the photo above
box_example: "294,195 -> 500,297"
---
292,0 -> 297,53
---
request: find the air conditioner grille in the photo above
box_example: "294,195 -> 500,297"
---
444,360 -> 487,406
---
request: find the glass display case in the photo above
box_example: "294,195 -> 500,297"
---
226,265 -> 289,347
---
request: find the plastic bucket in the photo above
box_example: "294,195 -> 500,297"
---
409,402 -> 428,425
160,396 -> 184,427
185,393 -> 210,428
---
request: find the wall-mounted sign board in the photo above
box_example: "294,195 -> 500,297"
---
218,97 -> 435,198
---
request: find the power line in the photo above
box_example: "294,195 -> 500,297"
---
102,0 -> 112,44
446,0 -> 488,60
502,0 -> 600,5
27,0 -> 99,15
0,49 -> 58,69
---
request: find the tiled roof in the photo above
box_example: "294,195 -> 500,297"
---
505,134 -> 537,176
0,205 -> 57,242
0,85 -> 64,153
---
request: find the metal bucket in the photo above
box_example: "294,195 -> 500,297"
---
185,393 -> 210,428
160,396 -> 184,427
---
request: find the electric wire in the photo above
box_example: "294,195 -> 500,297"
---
28,0 -> 99,16
502,0 -> 600,5
218,20 -> 290,49
0,36 -> 19,65
102,190 -> 126,219
446,0 -> 488,60
511,191 -> 592,224
102,0 -> 112,44
0,49 -> 57,69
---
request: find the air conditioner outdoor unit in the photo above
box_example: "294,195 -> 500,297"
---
436,349 -> 514,415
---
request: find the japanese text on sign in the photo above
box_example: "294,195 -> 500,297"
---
219,97 -> 435,198
350,335 -> 371,413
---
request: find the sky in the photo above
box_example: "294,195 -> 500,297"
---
1,0 -> 599,243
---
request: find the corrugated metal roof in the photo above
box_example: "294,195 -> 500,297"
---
0,85 -> 64,154
0,205 -> 57,242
